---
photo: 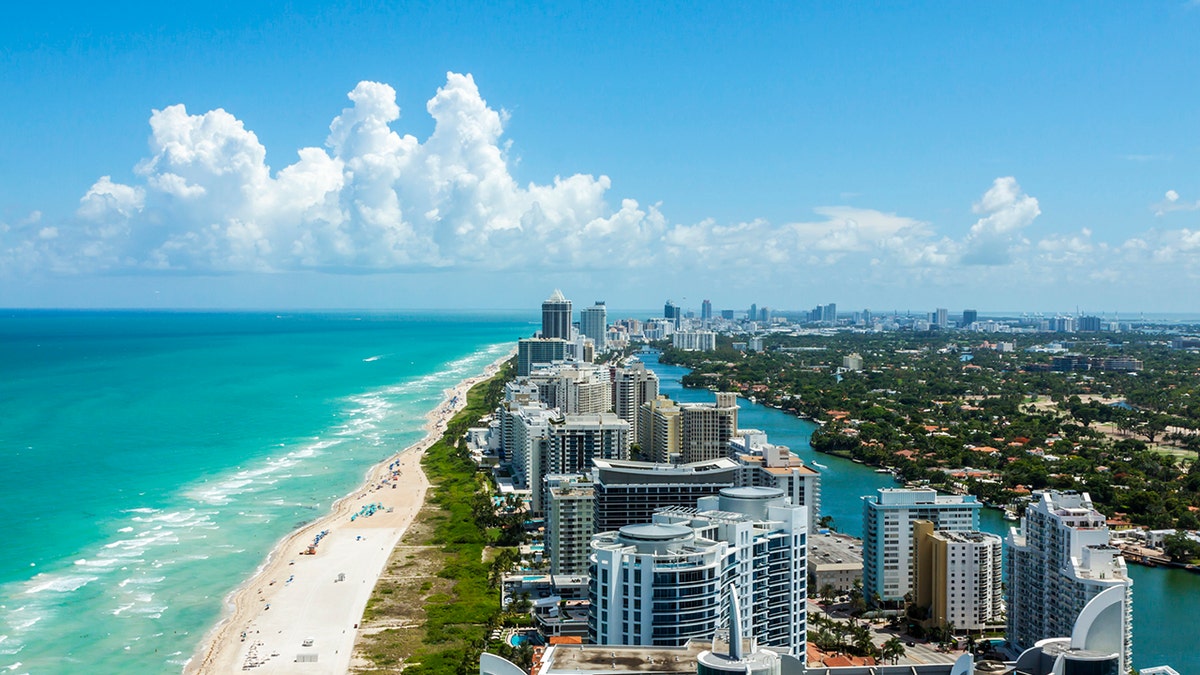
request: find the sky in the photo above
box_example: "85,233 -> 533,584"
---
2,1 -> 1199,314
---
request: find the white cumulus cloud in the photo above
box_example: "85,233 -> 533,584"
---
960,177 -> 1041,265
56,73 -> 667,274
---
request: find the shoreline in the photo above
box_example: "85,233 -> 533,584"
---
185,347 -> 514,674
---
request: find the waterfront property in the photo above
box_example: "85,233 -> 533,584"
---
862,488 -> 981,605
1005,490 -> 1133,673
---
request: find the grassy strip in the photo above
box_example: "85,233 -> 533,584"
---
353,360 -> 515,675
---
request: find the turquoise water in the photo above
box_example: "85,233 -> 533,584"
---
641,351 -> 1195,672
0,311 -> 530,674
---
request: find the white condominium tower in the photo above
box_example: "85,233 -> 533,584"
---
861,488 -> 981,605
545,474 -> 594,576
1005,490 -> 1133,673
588,486 -> 807,656
612,360 -> 659,442
913,522 -> 1004,631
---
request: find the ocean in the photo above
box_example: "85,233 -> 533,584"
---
0,310 -> 531,674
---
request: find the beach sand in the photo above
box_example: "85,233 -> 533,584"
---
186,351 -> 511,674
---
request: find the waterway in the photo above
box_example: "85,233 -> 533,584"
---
641,350 -> 1195,672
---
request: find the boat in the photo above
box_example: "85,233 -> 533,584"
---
811,461 -> 828,469
875,468 -> 892,474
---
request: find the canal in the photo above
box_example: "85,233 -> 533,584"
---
641,351 -> 1195,672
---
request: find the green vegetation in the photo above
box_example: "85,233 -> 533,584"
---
354,359 -> 531,675
663,332 -> 1200,530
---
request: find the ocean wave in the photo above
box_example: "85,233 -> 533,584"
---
23,575 -> 97,595
73,558 -> 122,569
185,438 -> 343,505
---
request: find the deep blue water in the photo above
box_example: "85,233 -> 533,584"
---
0,310 -> 531,673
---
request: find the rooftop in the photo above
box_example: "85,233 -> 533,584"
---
541,642 -> 710,674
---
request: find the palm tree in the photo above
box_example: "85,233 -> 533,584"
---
881,637 -> 906,664
820,584 -> 838,605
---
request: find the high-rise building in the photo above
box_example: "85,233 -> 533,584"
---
671,330 -> 717,351
545,475 -> 595,575
913,522 -> 1003,631
542,289 -> 573,340
822,303 -> 837,323
1005,491 -> 1133,672
679,392 -> 738,463
637,395 -> 681,462
592,457 -> 739,533
962,309 -> 978,326
933,308 -> 949,328
500,402 -> 556,489
748,304 -> 757,322
612,361 -> 659,443
701,299 -> 712,322
527,363 -> 612,414
589,486 -> 807,655
664,300 -> 681,329
729,439 -> 822,533
517,337 -> 568,376
528,413 -> 628,513
1078,315 -> 1102,332
861,488 -> 981,605
545,413 -> 630,476
581,302 -> 608,349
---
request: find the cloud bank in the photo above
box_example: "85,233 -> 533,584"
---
2,72 -> 1198,293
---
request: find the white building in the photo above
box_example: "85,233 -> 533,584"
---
913,523 -> 1003,631
589,487 -> 806,656
534,412 -> 629,512
500,402 -> 556,490
1005,491 -> 1133,673
842,352 -> 863,371
861,488 -> 981,605
545,475 -> 595,576
672,330 -> 717,351
612,360 -> 659,442
528,363 -> 612,415
729,439 -> 821,533
679,392 -> 739,464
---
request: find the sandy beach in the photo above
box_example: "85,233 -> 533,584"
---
186,350 -> 511,674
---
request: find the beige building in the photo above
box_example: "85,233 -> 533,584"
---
913,521 -> 1003,632
638,395 -> 681,462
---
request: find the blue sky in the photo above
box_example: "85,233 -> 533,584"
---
2,2 -> 1199,313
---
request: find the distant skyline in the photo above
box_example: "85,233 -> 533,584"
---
3,2 -> 1200,312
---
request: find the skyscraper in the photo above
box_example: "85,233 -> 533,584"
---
542,289 -> 572,339
612,361 -> 659,441
913,523 -> 1003,631
1005,491 -> 1133,672
589,486 -> 807,655
862,488 -> 981,605
962,309 -> 978,326
664,300 -> 681,329
580,301 -> 607,349
822,303 -> 837,323
701,299 -> 712,322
